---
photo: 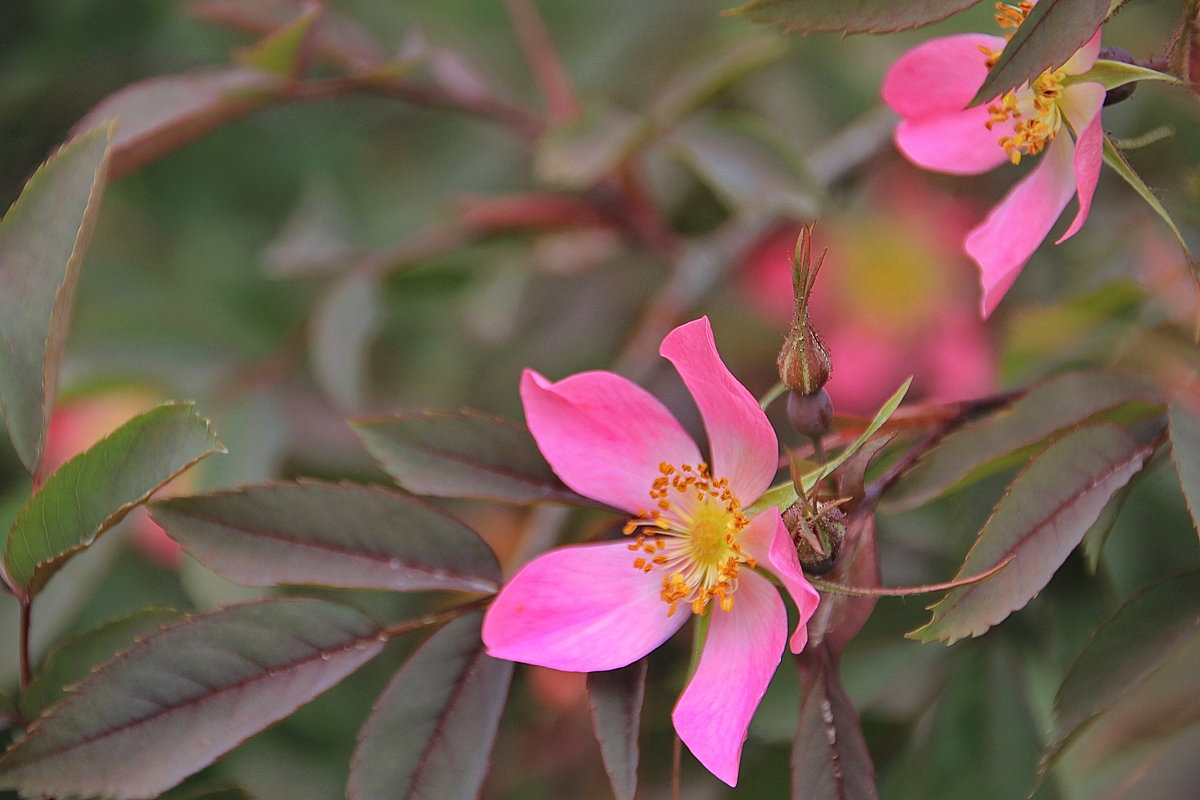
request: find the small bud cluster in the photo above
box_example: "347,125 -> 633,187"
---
782,496 -> 846,574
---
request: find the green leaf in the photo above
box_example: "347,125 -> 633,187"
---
724,0 -> 983,34
886,371 -> 1161,511
165,788 -> 256,800
309,271 -> 383,410
669,120 -> 821,219
1045,570 -> 1200,766
896,641 -> 1046,800
912,424 -> 1152,644
347,611 -> 512,800
971,0 -> 1110,107
649,35 -> 788,128
150,481 -> 500,593
587,659 -> 647,800
1102,133 -> 1196,270
0,123 -> 113,476
71,69 -> 282,179
1072,58 -> 1179,90
1169,399 -> 1200,539
749,379 -> 910,516
0,598 -> 385,799
793,646 -> 878,800
4,402 -> 224,596
233,4 -> 322,77
20,607 -> 183,719
352,410 -> 596,507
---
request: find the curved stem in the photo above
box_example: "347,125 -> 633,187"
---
807,555 -> 1014,597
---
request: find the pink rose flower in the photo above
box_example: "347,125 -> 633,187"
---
482,317 -> 819,786
881,5 -> 1106,316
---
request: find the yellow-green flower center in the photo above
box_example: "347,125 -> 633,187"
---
623,462 -> 754,617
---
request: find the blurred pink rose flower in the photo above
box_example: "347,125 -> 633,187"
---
881,4 -> 1105,316
44,391 -> 187,568
740,171 -> 998,417
482,317 -> 819,786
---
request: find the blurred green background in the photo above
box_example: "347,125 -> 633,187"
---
2,1 -> 1199,798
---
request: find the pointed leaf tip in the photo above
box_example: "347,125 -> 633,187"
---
912,423 -> 1152,644
3,402 -> 223,596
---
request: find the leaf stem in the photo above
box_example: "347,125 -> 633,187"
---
19,596 -> 33,689
672,735 -> 682,800
758,381 -> 785,410
807,555 -> 1015,597
381,595 -> 495,640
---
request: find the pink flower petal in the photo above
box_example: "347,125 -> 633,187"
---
1063,30 -> 1103,75
965,134 -> 1078,317
1055,82 -> 1105,244
672,570 -> 786,786
894,105 -> 1012,176
482,542 -> 687,671
521,368 -> 701,514
659,317 -> 778,503
881,33 -> 1006,118
740,509 -> 820,653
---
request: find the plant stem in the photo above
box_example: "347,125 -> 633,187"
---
19,597 -> 33,689
380,595 -> 494,640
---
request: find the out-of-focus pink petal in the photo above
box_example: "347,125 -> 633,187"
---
1063,30 -> 1103,75
965,134 -> 1078,317
659,317 -> 777,503
521,369 -> 701,514
482,542 -> 687,671
894,106 -> 1012,176
1056,82 -> 1105,244
881,33 -> 1006,118
672,570 -> 785,786
740,509 -> 820,653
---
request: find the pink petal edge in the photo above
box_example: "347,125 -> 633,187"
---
1064,30 -> 1103,75
1055,82 -> 1105,244
881,33 -> 1007,119
520,368 -> 701,514
741,509 -> 820,653
659,317 -> 778,503
965,134 -> 1078,317
893,106 -> 1012,176
482,542 -> 687,672
672,570 -> 786,786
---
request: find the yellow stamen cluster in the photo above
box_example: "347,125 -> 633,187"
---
986,69 -> 1066,164
994,1 -> 1034,30
978,3 -> 1068,164
622,462 -> 754,617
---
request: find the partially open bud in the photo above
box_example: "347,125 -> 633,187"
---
782,497 -> 846,574
777,225 -> 831,396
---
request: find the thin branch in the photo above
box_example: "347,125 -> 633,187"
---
503,0 -> 580,124
807,555 -> 1015,597
19,597 -> 33,689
